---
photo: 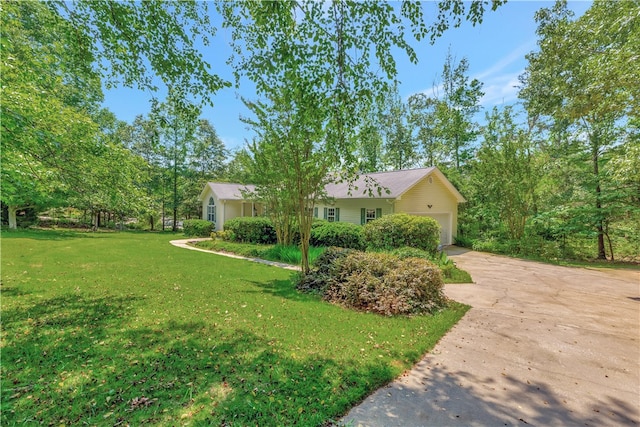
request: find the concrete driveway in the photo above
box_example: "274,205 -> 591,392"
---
342,249 -> 640,426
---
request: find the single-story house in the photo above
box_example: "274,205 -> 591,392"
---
199,167 -> 465,245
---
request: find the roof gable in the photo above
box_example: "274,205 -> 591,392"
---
200,182 -> 256,201
324,167 -> 464,202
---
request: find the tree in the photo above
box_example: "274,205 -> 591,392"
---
381,85 -> 417,170
220,1 -> 503,273
52,1 -> 228,105
437,52 -> 484,170
1,1 -> 102,228
190,120 -> 228,181
519,0 -> 639,259
469,107 -> 539,240
152,90 -> 200,232
407,93 -> 444,167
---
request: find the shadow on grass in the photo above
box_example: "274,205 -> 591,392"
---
0,286 -> 33,297
246,276 -> 321,303
2,291 -> 393,426
0,228 -> 108,241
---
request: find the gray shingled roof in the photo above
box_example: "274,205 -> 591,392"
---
203,182 -> 256,200
324,167 -> 436,199
202,167 -> 465,202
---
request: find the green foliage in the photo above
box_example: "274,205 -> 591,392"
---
310,221 -> 365,250
298,249 -> 448,316
224,217 -> 277,244
389,246 -> 432,260
364,213 -> 440,254
182,219 -> 214,237
454,235 -> 474,249
195,240 -> 325,266
518,1 -> 639,260
466,106 -> 539,240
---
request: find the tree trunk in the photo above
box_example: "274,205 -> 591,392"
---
8,205 -> 18,229
593,140 -> 606,260
172,135 -> 178,232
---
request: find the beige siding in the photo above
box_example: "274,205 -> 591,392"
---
223,201 -> 242,230
315,199 -> 393,225
394,174 -> 459,245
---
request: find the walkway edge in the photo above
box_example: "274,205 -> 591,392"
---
169,238 -> 301,271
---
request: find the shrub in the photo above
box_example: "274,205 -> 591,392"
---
183,219 -> 215,237
364,213 -> 440,255
310,221 -> 365,250
298,249 -> 447,316
454,234 -> 473,248
389,246 -> 431,260
212,230 -> 234,241
296,247 -> 353,294
224,217 -> 277,244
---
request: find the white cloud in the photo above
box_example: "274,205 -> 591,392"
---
479,71 -> 522,107
410,39 -> 535,107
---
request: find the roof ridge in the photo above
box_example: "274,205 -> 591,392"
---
358,167 -> 435,177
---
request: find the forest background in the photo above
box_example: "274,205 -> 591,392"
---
2,1 -> 638,263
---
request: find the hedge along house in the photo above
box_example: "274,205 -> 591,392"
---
200,167 -> 465,245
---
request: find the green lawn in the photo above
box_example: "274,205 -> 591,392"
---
1,229 -> 468,426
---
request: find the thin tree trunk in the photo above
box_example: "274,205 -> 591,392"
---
8,206 -> 17,229
593,140 -> 606,259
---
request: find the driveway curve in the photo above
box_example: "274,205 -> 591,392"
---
342,248 -> 640,426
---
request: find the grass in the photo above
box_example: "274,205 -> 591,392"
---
1,229 -> 468,425
194,239 -> 325,266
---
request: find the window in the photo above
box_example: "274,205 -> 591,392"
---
365,209 -> 377,223
323,207 -> 340,222
361,207 -> 382,224
327,207 -> 336,222
207,197 -> 216,223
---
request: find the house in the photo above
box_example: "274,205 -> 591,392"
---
200,167 -> 465,245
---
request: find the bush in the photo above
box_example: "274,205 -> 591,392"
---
389,246 -> 431,260
212,230 -> 234,241
454,234 -> 473,248
310,220 -> 365,250
224,217 -> 277,244
296,247 -> 354,295
297,249 -> 447,316
183,219 -> 215,237
364,213 -> 440,255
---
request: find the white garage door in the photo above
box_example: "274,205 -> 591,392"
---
421,213 -> 451,245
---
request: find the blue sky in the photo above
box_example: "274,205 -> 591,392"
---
102,1 -> 591,152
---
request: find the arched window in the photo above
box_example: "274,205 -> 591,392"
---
207,197 -> 216,223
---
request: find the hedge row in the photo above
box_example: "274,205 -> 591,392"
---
310,220 -> 364,250
219,213 -> 441,254
224,217 -> 277,244
183,219 -> 215,237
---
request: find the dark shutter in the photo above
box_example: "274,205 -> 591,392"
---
376,208 -> 382,218
314,207 -> 318,218
323,207 -> 328,220
335,208 -> 340,222
360,208 -> 366,225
